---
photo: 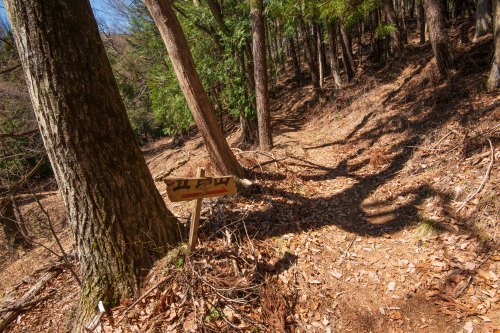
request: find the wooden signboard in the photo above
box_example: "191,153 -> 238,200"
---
163,170 -> 237,250
164,176 -> 237,202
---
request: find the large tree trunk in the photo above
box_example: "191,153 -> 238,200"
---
327,23 -> 342,88
4,1 -> 181,331
423,0 -> 454,77
486,0 -> 499,91
417,0 -> 426,44
144,0 -> 246,176
339,20 -> 356,82
473,0 -> 493,41
250,0 -> 273,151
383,0 -> 403,57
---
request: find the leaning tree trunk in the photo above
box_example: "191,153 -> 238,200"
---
4,1 -> 181,331
144,0 -> 246,175
327,22 -> 342,88
486,0 -> 499,91
473,0 -> 493,41
250,0 -> 273,151
423,0 -> 454,77
383,0 -> 403,57
339,20 -> 356,82
417,0 -> 426,44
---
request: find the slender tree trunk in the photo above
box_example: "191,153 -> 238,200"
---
144,0 -> 246,176
288,36 -> 302,86
327,23 -> 342,88
300,21 -> 321,89
423,0 -> 454,77
486,0 -> 499,91
317,24 -> 325,88
250,0 -> 272,151
372,10 -> 383,62
417,0 -> 426,44
409,0 -> 416,18
237,48 -> 258,143
400,0 -> 408,44
339,20 -> 356,81
383,0 -> 403,57
473,0 -> 493,41
5,1 -> 181,331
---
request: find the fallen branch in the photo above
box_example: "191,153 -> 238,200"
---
0,289 -> 56,314
456,139 -> 495,212
0,270 -> 60,332
154,157 -> 189,181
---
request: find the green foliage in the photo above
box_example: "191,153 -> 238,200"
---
205,307 -> 222,322
375,23 -> 397,39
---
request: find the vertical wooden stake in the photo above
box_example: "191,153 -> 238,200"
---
188,167 -> 205,251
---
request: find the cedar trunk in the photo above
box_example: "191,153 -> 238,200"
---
327,23 -> 343,88
473,0 -> 493,40
288,36 -> 302,86
423,0 -> 454,77
250,0 -> 273,151
4,1 -> 181,331
339,20 -> 356,82
301,21 -> 321,88
144,0 -> 246,176
486,0 -> 499,91
317,24 -> 325,88
383,0 -> 403,57
417,0 -> 426,44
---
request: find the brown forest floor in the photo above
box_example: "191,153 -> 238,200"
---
0,20 -> 499,332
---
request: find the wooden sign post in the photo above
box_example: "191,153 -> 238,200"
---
164,169 -> 237,251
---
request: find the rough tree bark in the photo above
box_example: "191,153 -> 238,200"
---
144,0 -> 246,176
339,20 -> 356,82
327,23 -> 342,88
250,0 -> 273,150
383,0 -> 403,57
423,0 -> 454,77
4,1 -> 181,331
486,0 -> 499,91
473,0 -> 493,41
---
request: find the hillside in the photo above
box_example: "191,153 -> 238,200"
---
1,19 -> 498,333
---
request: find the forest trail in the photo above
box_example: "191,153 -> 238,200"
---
1,24 -> 498,333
